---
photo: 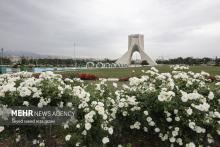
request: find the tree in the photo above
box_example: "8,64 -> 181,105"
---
141,60 -> 148,65
215,56 -> 219,66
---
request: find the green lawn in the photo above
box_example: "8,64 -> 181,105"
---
57,65 -> 220,78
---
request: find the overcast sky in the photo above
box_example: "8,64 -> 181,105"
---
0,0 -> 220,59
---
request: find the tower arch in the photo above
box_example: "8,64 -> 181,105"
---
116,34 -> 157,66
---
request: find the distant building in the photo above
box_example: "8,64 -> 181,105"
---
8,56 -> 21,63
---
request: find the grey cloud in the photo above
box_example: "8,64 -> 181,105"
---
0,0 -> 220,59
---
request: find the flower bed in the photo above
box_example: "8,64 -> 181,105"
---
118,77 -> 130,81
78,73 -> 98,80
0,66 -> 220,147
206,76 -> 217,82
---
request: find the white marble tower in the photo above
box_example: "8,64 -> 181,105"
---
116,34 -> 157,66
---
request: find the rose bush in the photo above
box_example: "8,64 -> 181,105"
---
0,66 -> 220,147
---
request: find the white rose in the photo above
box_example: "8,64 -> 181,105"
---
169,137 -> 176,143
16,135 -> 21,142
146,117 -> 152,122
186,142 -> 195,147
181,95 -> 188,102
186,107 -> 193,115
64,123 -> 69,129
113,82 -> 117,88
67,102 -> 73,107
65,134 -> 71,141
0,126 -> 4,132
174,109 -> 178,114
172,130 -> 178,137
76,124 -> 81,128
102,137 -> 109,144
82,130 -> 87,135
143,127 -> 148,132
166,117 -> 172,122
23,101 -> 29,106
155,128 -> 160,133
144,111 -> 149,116
175,127 -> 179,131
38,102 -> 43,108
103,114 -> 107,120
175,117 -> 180,121
32,139 -> 37,145
149,121 -> 155,126
108,127 -> 113,135
76,142 -> 80,146
176,138 -> 182,144
122,111 -> 128,116
189,122 -> 196,130
85,123 -> 91,130
118,102 -> 124,108
208,92 -> 214,100
39,142 -> 45,147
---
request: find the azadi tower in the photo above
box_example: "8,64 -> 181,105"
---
116,34 -> 157,66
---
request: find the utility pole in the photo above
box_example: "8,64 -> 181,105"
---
0,48 -> 4,74
74,41 -> 77,67
74,41 -> 75,67
76,41 -> 78,67
1,48 -> 3,65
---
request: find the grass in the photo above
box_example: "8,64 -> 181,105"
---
56,65 -> 220,79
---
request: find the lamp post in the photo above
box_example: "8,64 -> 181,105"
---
74,41 -> 76,67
